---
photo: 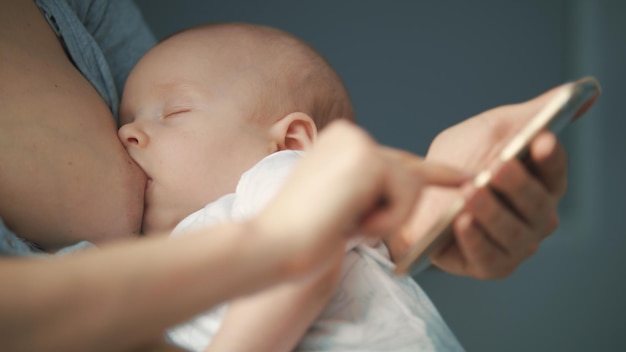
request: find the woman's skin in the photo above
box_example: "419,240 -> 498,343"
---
394,86 -> 575,279
0,0 -> 145,251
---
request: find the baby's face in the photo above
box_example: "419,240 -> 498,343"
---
118,40 -> 272,234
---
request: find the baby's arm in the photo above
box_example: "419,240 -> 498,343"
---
205,250 -> 343,352
201,151 -> 341,351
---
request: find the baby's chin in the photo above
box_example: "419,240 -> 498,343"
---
140,207 -> 181,236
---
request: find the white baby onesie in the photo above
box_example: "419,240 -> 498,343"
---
167,150 -> 464,352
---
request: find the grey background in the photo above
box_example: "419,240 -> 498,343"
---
134,1 -> 626,351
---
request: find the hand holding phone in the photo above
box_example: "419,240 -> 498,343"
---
393,77 -> 601,276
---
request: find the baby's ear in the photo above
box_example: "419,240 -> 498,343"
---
270,112 -> 317,151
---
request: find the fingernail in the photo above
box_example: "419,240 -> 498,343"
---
473,170 -> 492,188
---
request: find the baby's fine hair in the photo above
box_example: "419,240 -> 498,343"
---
172,22 -> 355,129
246,23 -> 355,129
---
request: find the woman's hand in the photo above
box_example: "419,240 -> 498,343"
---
389,84 -> 594,279
255,120 -> 470,281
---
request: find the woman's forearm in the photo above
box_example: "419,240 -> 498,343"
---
0,221 -> 288,352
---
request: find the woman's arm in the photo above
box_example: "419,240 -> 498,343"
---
0,121 -> 466,352
0,223 -> 291,352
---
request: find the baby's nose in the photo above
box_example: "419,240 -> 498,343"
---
118,123 -> 149,148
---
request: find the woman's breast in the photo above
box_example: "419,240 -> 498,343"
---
0,0 -> 145,250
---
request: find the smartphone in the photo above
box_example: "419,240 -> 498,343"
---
393,76 -> 601,276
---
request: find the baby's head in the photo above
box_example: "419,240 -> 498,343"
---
118,23 -> 353,234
